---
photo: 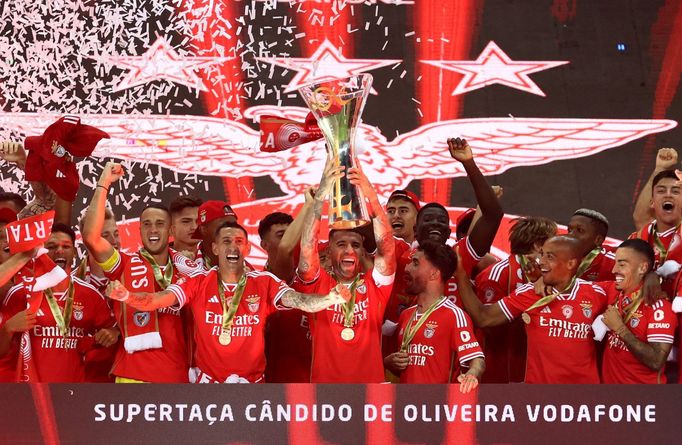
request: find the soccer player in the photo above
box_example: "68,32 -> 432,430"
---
83,162 -> 200,383
384,241 -> 484,390
296,158 -> 396,383
258,211 -> 293,273
0,224 -> 118,382
632,147 -> 680,231
567,208 -> 616,281
191,200 -> 238,270
386,189 -> 420,245
386,138 -> 503,322
106,221 -> 350,383
457,235 -> 607,384
474,216 -> 557,383
629,169 -> 682,268
169,195 -> 203,257
598,239 -> 676,383
76,207 -> 121,292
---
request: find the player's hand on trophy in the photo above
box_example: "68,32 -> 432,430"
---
317,156 -> 345,201
304,185 -> 318,205
656,148 -> 678,171
347,167 -> 374,196
447,137 -> 473,162
0,141 -> 27,166
521,255 -> 542,282
98,162 -> 125,189
106,280 -> 129,302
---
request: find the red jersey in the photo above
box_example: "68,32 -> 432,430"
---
105,250 -> 199,383
168,269 -> 290,383
629,221 -> 682,268
386,237 -> 481,323
578,247 -> 616,282
598,282 -> 676,384
498,279 -> 607,384
397,298 -> 484,383
4,278 -> 115,382
474,255 -> 528,383
294,268 -> 394,383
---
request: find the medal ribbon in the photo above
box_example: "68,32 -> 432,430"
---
651,223 -> 679,264
44,280 -> 75,337
619,290 -> 644,324
400,296 -> 445,352
575,248 -> 601,278
139,249 -> 174,289
218,274 -> 248,338
523,276 -> 577,316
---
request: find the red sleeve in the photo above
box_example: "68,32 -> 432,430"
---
449,304 -> 485,366
369,268 -> 395,307
474,269 -> 506,304
166,272 -> 205,308
497,285 -> 537,321
102,250 -> 129,281
265,273 -> 293,311
87,287 -> 116,330
454,237 -> 482,277
647,300 -> 677,344
1,285 -> 27,322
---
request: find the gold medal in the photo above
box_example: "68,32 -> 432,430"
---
340,327 -> 355,341
219,331 -> 231,345
521,312 -> 531,324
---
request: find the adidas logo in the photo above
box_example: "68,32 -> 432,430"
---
208,295 -> 220,304
37,309 -> 45,317
56,170 -> 66,178
540,306 -> 551,314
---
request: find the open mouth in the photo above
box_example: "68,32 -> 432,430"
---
663,201 -> 675,211
429,230 -> 442,237
148,236 -> 160,243
614,275 -> 624,284
392,222 -> 404,230
340,258 -> 356,268
54,258 -> 67,268
226,254 -> 239,263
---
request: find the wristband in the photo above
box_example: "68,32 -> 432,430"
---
96,184 -> 109,193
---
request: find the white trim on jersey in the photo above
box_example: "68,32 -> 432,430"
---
498,299 -> 514,322
4,284 -> 23,307
488,257 -> 510,282
465,236 -> 483,261
443,299 -> 468,328
648,334 -> 675,344
372,268 -> 395,287
166,284 -> 186,308
458,350 -> 485,366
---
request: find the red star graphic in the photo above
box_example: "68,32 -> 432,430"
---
422,41 -> 568,97
256,39 -> 401,94
100,37 -> 232,92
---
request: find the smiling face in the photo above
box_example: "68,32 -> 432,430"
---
140,208 -> 171,255
538,239 -> 579,288
387,198 -> 418,242
213,227 -> 250,271
46,232 -> 75,273
329,230 -> 364,282
415,206 -> 451,245
651,177 -> 682,228
612,247 -> 648,294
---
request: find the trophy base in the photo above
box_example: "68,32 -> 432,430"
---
329,219 -> 371,230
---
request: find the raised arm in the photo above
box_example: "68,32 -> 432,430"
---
106,280 -> 178,311
82,162 -> 123,263
455,255 -> 508,328
280,284 -> 349,313
633,148 -> 678,231
448,138 -> 503,258
297,158 -> 343,282
0,251 -> 34,288
271,186 -> 317,282
347,167 -> 396,276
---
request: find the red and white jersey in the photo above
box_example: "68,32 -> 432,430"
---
168,269 -> 290,383
4,278 -> 116,383
294,267 -> 394,383
386,236 -> 481,323
498,279 -> 607,384
579,247 -> 616,282
397,298 -> 484,383
474,255 -> 528,383
629,221 -> 682,268
104,250 -> 200,383
599,282 -> 676,384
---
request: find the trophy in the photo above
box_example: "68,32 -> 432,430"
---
298,74 -> 373,229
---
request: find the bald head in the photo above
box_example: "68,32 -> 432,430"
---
539,235 -> 583,287
546,235 -> 583,260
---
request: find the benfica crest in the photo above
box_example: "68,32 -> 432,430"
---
580,302 -> 593,319
246,294 -> 260,313
73,303 -> 84,321
133,311 -> 150,327
423,322 -> 438,339
630,314 -> 642,328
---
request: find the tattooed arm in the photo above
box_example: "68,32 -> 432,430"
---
347,167 -> 396,276
603,305 -> 671,371
280,285 -> 350,313
297,158 -> 344,282
106,280 -> 177,311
